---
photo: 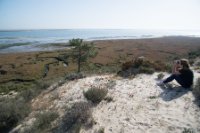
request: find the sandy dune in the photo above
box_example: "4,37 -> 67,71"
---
12,71 -> 200,133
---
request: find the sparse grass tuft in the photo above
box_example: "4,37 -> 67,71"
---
157,73 -> 165,80
0,80 -> 51,132
0,97 -> 30,133
55,101 -> 92,133
23,111 -> 58,133
0,82 -> 34,94
84,87 -> 108,104
65,72 -> 85,80
188,49 -> 200,59
118,57 -> 171,78
139,66 -> 155,74
104,96 -> 113,102
149,96 -> 157,99
182,128 -> 194,133
193,78 -> 200,100
97,127 -> 105,133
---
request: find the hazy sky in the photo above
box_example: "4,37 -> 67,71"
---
0,0 -> 200,30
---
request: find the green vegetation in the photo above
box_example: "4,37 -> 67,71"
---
182,128 -> 194,133
84,87 -> 108,104
0,97 -> 30,133
0,38 -> 199,132
69,38 -> 97,73
97,127 -> 105,133
23,111 -> 58,133
0,81 -> 51,132
65,72 -> 85,80
157,73 -> 165,80
193,78 -> 200,100
149,96 -> 157,99
104,96 -> 113,102
188,49 -> 200,59
118,57 -> 171,77
55,102 -> 93,133
139,66 -> 155,74
0,42 -> 31,50
0,82 -> 34,94
83,63 -> 120,74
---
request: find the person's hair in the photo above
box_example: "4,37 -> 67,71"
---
180,59 -> 190,69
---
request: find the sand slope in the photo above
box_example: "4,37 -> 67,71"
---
85,73 -> 200,133
11,71 -> 200,133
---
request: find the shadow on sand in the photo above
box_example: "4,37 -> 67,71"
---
159,85 -> 191,101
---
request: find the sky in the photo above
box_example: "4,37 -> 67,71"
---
0,0 -> 200,30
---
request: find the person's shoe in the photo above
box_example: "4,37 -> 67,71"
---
157,80 -> 165,86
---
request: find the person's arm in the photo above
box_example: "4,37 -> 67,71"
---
172,61 -> 181,75
172,63 -> 176,74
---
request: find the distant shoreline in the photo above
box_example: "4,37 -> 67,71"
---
0,36 -> 200,54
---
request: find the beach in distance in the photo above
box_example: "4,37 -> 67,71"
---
0,29 -> 200,53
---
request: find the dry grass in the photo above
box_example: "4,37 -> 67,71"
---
23,111 -> 58,133
0,37 -> 200,93
118,57 -> 172,77
0,97 -> 31,133
193,78 -> 200,100
55,101 -> 93,133
84,87 -> 108,104
157,73 -> 165,80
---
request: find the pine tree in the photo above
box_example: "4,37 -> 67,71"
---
69,38 -> 97,73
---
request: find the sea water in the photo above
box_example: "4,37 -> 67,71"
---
0,29 -> 200,53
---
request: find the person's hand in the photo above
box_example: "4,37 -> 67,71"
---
173,60 -> 178,66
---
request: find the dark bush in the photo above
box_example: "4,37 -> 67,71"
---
84,87 -> 108,104
0,98 -> 30,133
157,73 -> 165,80
55,102 -> 92,133
193,78 -> 200,100
0,80 -> 51,132
65,73 -> 85,81
118,57 -> 171,78
188,49 -> 200,59
139,66 -> 155,74
23,111 -> 58,133
104,96 -> 113,102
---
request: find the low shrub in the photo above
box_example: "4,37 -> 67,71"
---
0,80 -> 51,132
118,57 -> 171,77
182,128 -> 194,133
149,96 -> 157,99
139,66 -> 155,74
0,82 -> 33,94
104,96 -> 113,102
193,78 -> 200,100
97,127 -> 105,133
65,73 -> 85,80
0,97 -> 30,133
157,73 -> 165,80
188,49 -> 200,59
83,63 -> 120,74
84,87 -> 108,104
55,102 -> 92,133
23,111 -> 58,133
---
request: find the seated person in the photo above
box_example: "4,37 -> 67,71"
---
157,59 -> 193,88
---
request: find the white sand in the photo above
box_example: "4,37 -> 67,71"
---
11,72 -> 200,133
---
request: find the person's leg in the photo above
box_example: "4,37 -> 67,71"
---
163,74 -> 185,87
163,74 -> 177,83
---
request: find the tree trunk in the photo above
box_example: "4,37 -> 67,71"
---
78,47 -> 81,73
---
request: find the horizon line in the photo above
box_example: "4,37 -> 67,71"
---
1,28 -> 200,31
